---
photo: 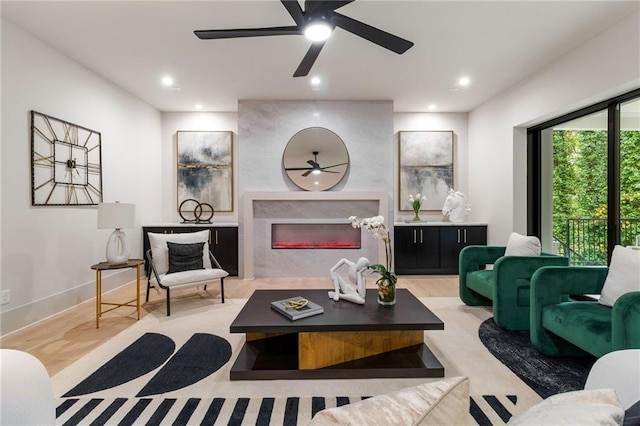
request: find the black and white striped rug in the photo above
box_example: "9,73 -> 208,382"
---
53,298 -> 538,425
57,394 -> 519,425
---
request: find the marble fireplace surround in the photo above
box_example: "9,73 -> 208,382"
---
242,191 -> 388,279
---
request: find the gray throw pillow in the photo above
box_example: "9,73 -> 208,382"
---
167,242 -> 205,274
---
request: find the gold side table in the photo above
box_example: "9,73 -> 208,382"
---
91,259 -> 144,328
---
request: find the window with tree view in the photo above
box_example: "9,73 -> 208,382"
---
531,91 -> 640,266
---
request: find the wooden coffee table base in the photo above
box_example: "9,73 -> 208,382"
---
231,330 -> 444,380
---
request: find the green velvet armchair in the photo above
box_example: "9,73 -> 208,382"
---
459,246 -> 569,330
530,266 -> 640,358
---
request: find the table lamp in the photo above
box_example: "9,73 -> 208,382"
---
98,201 -> 135,265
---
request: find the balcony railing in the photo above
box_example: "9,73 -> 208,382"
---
555,218 -> 640,265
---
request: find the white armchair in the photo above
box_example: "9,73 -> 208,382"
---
0,349 -> 55,425
146,230 -> 228,316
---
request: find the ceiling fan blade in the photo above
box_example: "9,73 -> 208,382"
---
302,170 -> 313,177
293,41 -> 326,77
321,162 -> 348,170
332,12 -> 413,54
281,0 -> 305,28
305,0 -> 354,13
285,167 -> 313,171
307,159 -> 320,167
194,26 -> 301,40
320,170 -> 339,174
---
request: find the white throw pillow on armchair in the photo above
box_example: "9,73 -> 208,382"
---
599,245 -> 640,308
504,232 -> 541,257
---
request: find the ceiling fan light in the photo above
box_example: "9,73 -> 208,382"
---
304,22 -> 332,42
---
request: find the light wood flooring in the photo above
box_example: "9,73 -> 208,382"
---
0,275 -> 459,376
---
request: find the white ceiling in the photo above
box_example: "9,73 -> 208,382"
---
2,1 -> 638,113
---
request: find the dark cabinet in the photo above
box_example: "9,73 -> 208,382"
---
394,225 -> 487,275
439,226 -> 487,273
142,225 -> 238,276
394,226 -> 440,274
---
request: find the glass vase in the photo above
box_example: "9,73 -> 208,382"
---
377,279 -> 396,305
412,209 -> 421,221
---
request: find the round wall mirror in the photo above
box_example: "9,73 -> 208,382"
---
282,127 -> 349,191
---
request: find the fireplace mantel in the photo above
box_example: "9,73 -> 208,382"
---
242,191 -> 388,279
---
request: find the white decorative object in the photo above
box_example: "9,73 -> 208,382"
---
599,245 -> 640,308
441,188 -> 470,223
329,257 -> 369,304
507,388 -> 623,426
98,202 -> 135,265
504,232 -> 542,257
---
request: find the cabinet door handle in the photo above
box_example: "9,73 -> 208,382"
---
464,229 -> 467,243
420,229 -> 423,244
216,230 -> 219,245
413,229 -> 417,244
457,229 -> 460,243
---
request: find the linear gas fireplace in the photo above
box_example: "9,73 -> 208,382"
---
272,223 -> 361,249
242,191 -> 387,278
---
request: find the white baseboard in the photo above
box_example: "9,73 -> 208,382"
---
0,268 -> 138,337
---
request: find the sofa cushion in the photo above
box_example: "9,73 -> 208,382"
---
466,270 -> 495,300
507,388 -> 623,425
542,301 -> 612,358
167,242 -> 205,274
158,268 -> 228,288
148,230 -> 212,275
600,245 -> 640,308
504,232 -> 541,257
309,376 -> 471,426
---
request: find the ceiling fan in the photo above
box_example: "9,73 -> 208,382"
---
194,0 -> 414,77
285,151 -> 348,177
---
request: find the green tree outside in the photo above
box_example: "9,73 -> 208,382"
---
552,130 -> 640,264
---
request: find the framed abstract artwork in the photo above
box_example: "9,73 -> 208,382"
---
31,111 -> 102,206
177,131 -> 233,212
399,131 -> 454,211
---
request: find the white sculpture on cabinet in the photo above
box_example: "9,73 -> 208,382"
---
442,188 -> 471,223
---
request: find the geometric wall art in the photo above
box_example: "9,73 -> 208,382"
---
176,131 -> 233,212
31,110 -> 102,206
398,131 -> 454,211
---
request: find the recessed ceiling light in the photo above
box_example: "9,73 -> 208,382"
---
428,104 -> 437,111
310,76 -> 321,86
304,20 -> 332,42
161,76 -> 174,87
458,76 -> 471,87
195,104 -> 203,110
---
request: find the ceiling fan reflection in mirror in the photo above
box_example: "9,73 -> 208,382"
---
194,0 -> 414,77
285,151 -> 348,177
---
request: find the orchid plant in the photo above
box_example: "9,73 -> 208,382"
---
349,215 -> 397,299
408,193 -> 426,221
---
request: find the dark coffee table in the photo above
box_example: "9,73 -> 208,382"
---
229,288 -> 444,380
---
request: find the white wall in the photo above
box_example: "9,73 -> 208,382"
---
160,112 -> 238,224
0,20 -> 162,334
468,11 -> 640,245
394,113 -> 469,222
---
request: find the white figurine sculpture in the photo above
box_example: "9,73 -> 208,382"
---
442,188 -> 471,223
329,257 -> 370,305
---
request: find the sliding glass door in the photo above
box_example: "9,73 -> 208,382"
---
620,99 -> 640,248
528,88 -> 640,265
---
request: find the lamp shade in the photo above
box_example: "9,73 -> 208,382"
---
98,202 -> 135,229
